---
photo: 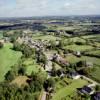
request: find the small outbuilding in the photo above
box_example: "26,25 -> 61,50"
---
68,71 -> 80,79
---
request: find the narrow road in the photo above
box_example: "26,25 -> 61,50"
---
81,75 -> 100,86
44,52 -> 53,72
40,91 -> 47,100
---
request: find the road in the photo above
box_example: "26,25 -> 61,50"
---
81,75 -> 100,86
40,91 -> 47,100
44,52 -> 53,72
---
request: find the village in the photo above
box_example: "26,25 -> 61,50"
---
0,26 -> 100,100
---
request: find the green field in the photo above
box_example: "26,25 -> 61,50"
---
52,78 -> 88,100
0,43 -> 22,81
0,32 -> 3,39
85,50 -> 100,56
64,44 -> 94,51
56,25 -> 81,31
82,34 -> 100,42
89,66 -> 100,82
23,58 -> 42,75
66,54 -> 100,65
33,34 -> 60,41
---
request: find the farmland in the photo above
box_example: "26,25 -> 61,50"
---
0,43 -> 22,81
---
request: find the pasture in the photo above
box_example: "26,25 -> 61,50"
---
0,43 -> 22,81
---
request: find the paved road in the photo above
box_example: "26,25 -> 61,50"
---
81,75 -> 100,86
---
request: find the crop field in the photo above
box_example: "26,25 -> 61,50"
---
0,43 -> 22,81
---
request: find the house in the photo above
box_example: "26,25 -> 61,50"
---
52,53 -> 58,61
75,51 -> 81,57
58,58 -> 69,66
68,71 -> 80,79
52,53 -> 69,66
0,39 -> 4,43
93,92 -> 100,100
78,85 -> 95,95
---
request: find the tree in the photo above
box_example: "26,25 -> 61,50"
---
82,68 -> 92,76
51,63 -> 56,76
44,78 -> 55,92
95,85 -> 100,91
18,66 -> 26,75
5,70 -> 15,81
13,42 -> 35,58
13,42 -> 21,51
0,42 -> 3,48
77,61 -> 84,67
36,52 -> 47,67
58,40 -> 64,48
49,40 -> 56,49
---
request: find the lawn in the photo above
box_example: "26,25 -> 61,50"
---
0,43 -> 22,81
52,79 -> 88,100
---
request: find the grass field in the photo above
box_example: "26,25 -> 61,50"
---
85,50 -> 100,56
65,54 -> 100,65
11,76 -> 29,87
64,44 -> 94,51
52,78 -> 88,100
0,43 -> 22,81
89,66 -> 100,82
0,32 -> 3,39
33,34 -> 60,41
82,34 -> 100,42
23,58 -> 43,75
56,25 -> 81,31
82,34 -> 100,39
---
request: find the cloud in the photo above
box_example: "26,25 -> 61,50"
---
0,0 -> 100,17
62,0 -> 100,15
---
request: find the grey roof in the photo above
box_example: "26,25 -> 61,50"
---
94,92 -> 100,100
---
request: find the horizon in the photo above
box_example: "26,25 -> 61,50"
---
0,14 -> 100,19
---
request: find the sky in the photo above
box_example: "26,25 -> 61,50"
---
0,0 -> 100,17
